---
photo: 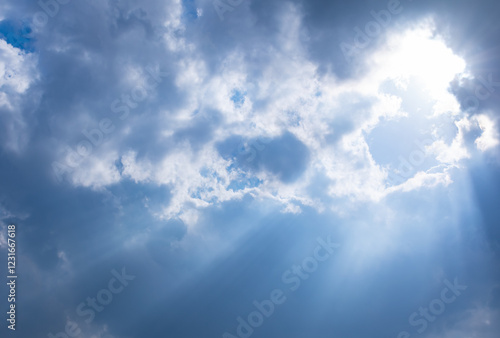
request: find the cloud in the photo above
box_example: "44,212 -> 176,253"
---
0,1 -> 500,337
35,5 -> 496,223
0,33 -> 39,152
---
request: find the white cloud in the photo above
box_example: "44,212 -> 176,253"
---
0,224 -> 6,249
0,40 -> 37,93
0,38 -> 39,152
54,5 -> 499,223
475,114 -> 500,151
388,168 -> 453,193
425,305 -> 500,338
69,151 -> 122,189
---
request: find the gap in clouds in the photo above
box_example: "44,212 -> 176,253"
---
0,0 -> 499,337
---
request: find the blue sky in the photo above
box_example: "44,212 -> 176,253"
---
0,0 -> 500,337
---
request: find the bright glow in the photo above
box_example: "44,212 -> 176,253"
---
371,19 -> 467,115
475,114 -> 500,151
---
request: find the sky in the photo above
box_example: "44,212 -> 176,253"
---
0,0 -> 500,337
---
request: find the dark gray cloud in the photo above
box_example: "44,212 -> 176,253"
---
0,0 -> 499,337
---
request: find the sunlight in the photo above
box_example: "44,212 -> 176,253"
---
372,19 -> 467,116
